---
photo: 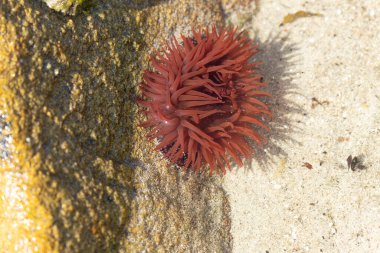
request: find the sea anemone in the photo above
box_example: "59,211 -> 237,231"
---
139,26 -> 271,175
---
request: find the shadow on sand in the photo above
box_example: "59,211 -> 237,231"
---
244,33 -> 305,171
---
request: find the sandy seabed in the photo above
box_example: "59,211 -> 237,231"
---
224,0 -> 380,252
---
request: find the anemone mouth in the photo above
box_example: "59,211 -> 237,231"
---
139,25 -> 271,175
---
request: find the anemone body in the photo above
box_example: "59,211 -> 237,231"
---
139,26 -> 271,175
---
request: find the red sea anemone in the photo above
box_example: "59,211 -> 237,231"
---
139,26 -> 271,175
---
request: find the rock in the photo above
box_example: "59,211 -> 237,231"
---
0,0 -> 231,252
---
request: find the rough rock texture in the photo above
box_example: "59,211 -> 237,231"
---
0,0 -> 232,252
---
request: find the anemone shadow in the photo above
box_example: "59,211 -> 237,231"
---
243,34 -> 305,171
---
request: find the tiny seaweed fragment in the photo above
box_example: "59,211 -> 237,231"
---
337,136 -> 349,142
280,10 -> 322,26
302,162 -> 313,170
311,97 -> 329,109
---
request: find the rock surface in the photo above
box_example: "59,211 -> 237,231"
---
0,0 -> 231,252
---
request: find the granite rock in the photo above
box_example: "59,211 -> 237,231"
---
0,0 -> 231,252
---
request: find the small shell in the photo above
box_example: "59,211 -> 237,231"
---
43,0 -> 87,15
